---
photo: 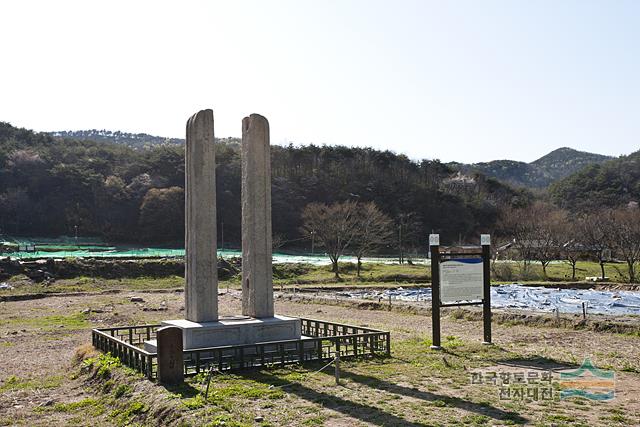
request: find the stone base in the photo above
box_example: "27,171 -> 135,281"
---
144,315 -> 301,352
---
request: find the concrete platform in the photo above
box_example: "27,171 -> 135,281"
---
144,315 -> 301,352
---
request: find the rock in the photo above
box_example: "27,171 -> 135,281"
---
142,306 -> 168,312
254,416 -> 264,422
157,326 -> 184,385
81,308 -> 91,314
130,297 -> 144,303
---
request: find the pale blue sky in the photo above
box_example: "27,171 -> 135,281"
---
1,0 -> 638,162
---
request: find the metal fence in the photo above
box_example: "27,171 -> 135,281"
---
92,318 -> 391,379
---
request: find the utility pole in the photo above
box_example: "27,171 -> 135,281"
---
310,230 -> 315,254
398,223 -> 403,264
220,220 -> 224,251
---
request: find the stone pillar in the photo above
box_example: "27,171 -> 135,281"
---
157,326 -> 184,385
241,114 -> 274,318
185,109 -> 218,322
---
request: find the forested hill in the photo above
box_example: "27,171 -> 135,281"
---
0,121 -> 529,248
49,130 -> 185,149
453,147 -> 611,188
550,149 -> 640,211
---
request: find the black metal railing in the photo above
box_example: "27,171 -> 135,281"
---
92,317 -> 391,380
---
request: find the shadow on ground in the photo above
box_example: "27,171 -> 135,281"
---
240,364 -> 527,426
493,355 -> 578,371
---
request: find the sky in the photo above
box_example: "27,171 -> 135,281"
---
1,0 -> 638,163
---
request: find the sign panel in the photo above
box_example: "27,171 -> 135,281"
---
439,258 -> 483,303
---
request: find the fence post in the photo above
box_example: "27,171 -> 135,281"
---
385,332 -> 391,356
429,234 -> 441,350
481,235 -> 492,345
335,341 -> 341,385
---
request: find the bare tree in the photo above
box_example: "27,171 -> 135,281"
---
577,211 -> 613,280
351,202 -> 393,277
499,202 -> 565,279
531,206 -> 565,279
610,207 -> 640,283
396,212 -> 420,264
272,233 -> 286,250
499,204 -> 539,277
301,200 -> 359,279
558,217 -> 584,281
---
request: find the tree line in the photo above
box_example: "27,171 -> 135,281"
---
0,122 -> 527,253
497,202 -> 640,283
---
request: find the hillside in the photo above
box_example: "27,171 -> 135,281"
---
453,147 -> 612,188
550,149 -> 640,211
532,147 -> 612,180
0,122 -> 527,246
49,130 -> 184,149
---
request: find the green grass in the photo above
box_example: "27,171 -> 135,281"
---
0,312 -> 89,330
1,260 -> 637,298
49,316 -> 637,426
494,260 -> 638,284
52,398 -> 104,414
0,374 -> 64,392
0,275 -> 187,295
109,400 -> 149,426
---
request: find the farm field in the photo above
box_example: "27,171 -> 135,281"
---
1,275 -> 639,426
2,261 -> 639,298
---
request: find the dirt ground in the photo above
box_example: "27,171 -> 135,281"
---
1,289 -> 639,426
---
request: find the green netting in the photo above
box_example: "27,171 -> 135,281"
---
0,236 -> 426,265
1,236 -> 106,246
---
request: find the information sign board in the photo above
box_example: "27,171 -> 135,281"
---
439,258 -> 484,303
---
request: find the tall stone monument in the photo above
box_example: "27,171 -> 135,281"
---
242,114 -> 274,318
146,109 -> 300,352
185,109 -> 218,322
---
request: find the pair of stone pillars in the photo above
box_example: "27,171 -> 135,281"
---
184,109 -> 273,322
151,109 -> 300,356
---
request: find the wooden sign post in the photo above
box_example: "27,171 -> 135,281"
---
429,234 -> 492,349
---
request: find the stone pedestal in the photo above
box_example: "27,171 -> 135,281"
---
144,315 -> 301,351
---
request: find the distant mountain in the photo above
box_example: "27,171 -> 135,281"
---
49,130 -> 185,149
550,149 -> 640,211
452,147 -> 612,188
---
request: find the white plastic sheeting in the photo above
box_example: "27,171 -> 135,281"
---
343,284 -> 640,316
